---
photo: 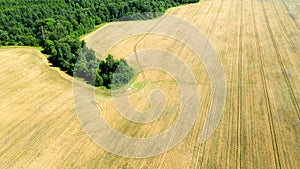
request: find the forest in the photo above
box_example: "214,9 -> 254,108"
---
0,0 -> 199,88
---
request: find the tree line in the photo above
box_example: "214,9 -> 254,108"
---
0,0 -> 199,88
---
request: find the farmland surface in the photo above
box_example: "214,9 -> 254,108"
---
1,0 -> 300,168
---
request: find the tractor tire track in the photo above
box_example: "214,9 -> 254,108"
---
188,1 -> 218,168
236,0 -> 243,168
191,1 -> 215,169
242,0 -> 255,167
249,2 -> 259,168
193,0 -> 226,168
265,1 -> 300,168
224,0 -> 239,167
278,0 -> 300,31
261,0 -> 300,120
270,1 -> 300,63
257,1 -> 283,168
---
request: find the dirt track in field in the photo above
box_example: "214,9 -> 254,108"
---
1,0 -> 299,168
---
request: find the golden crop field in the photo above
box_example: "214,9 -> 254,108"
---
0,0 -> 299,168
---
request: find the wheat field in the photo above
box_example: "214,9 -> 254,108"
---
0,0 -> 299,168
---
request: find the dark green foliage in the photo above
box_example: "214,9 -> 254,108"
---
47,36 -> 81,75
74,44 -> 98,81
0,0 -> 200,46
98,54 -> 134,88
0,0 -> 199,88
74,46 -> 134,89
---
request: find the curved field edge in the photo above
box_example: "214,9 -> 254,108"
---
0,0 -> 299,168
